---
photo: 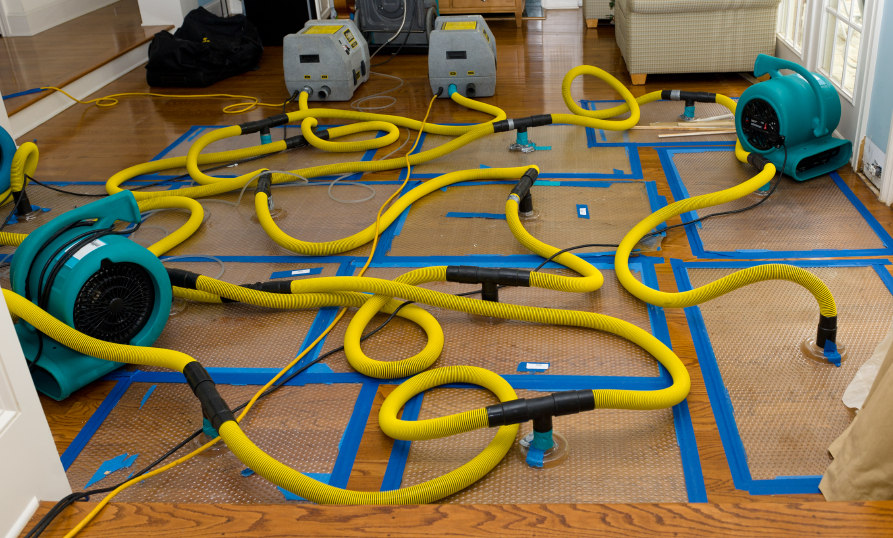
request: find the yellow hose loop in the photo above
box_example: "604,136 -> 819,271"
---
716,93 -> 738,115
173,287 -> 222,303
1,231 -> 27,246
136,197 -> 204,257
106,139 -> 288,198
613,155 -> 838,317
504,195 -> 604,292
219,365 -> 517,504
342,267 -> 447,379
256,166 -> 530,256
449,91 -> 507,123
559,66 -> 656,130
301,117 -> 399,152
10,142 -> 39,192
186,125 -> 270,186
3,289 -> 195,372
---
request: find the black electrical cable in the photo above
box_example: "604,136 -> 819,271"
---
283,90 -> 301,140
372,28 -> 412,67
24,175 -> 106,198
0,185 -> 32,233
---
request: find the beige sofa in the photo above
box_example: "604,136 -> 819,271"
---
583,0 -> 613,28
614,0 -> 781,84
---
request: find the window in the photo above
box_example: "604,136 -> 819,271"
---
819,0 -> 863,97
777,0 -> 808,52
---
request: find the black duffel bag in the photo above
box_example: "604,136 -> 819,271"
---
146,7 -> 263,87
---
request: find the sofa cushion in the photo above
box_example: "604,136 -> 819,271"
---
619,0 -> 779,15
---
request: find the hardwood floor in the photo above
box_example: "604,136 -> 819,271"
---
0,0 -> 169,112
11,7 -> 893,537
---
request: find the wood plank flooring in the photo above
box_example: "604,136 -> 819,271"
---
10,7 -> 893,537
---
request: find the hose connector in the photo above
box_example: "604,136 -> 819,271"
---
167,268 -> 200,289
747,152 -> 772,172
661,90 -> 717,103
510,168 -> 539,200
446,266 -> 531,287
239,113 -> 290,135
255,171 -> 273,198
492,115 -> 553,134
486,390 -> 595,428
183,362 -> 236,430
815,315 -> 837,349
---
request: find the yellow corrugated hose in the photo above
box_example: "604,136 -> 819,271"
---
2,142 -> 39,207
136,197 -> 205,256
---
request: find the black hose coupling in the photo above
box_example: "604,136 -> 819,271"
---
747,153 -> 771,172
486,390 -> 595,432
510,168 -> 539,201
661,90 -> 717,104
816,315 -> 838,348
239,113 -> 290,135
183,362 -> 236,430
492,115 -> 553,134
255,171 -> 273,197
283,134 -> 309,149
239,280 -> 293,294
11,189 -> 32,216
167,268 -> 200,290
446,266 -> 530,303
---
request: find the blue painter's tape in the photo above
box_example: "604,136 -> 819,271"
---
328,381 -> 378,488
270,267 -> 323,279
241,468 -> 255,477
380,392 -> 424,491
61,377 -> 133,470
536,180 -> 560,186
446,212 -> 506,220
517,362 -> 550,372
479,164 -> 491,168
277,473 -> 331,501
139,385 -> 157,410
824,340 -> 842,367
576,204 -> 590,219
3,87 -> 45,99
306,363 -> 334,374
526,446 -> 544,467
85,453 -> 139,488
613,169 -> 623,174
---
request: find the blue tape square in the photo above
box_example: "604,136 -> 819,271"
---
270,267 -> 323,279
517,362 -> 551,372
576,204 -> 590,219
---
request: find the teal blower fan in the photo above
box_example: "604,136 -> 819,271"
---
10,191 -> 171,400
736,54 -> 852,181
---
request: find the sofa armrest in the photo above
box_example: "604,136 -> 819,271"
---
621,0 -> 780,15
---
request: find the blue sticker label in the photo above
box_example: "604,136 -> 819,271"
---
517,362 -> 551,372
270,267 -> 323,280
576,204 -> 590,219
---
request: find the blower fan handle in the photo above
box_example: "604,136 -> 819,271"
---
753,53 -> 828,138
10,191 -> 141,294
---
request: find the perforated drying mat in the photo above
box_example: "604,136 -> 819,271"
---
411,125 -> 633,176
671,151 -> 885,253
588,101 -> 736,144
389,182 -> 657,257
65,382 -> 360,503
154,126 -> 382,176
140,261 -> 342,370
401,388 -> 687,503
135,182 -> 404,258
688,265 -> 893,479
318,266 -> 661,377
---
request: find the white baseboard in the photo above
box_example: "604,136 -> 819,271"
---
542,0 -> 580,9
9,43 -> 150,140
3,0 -> 120,36
3,497 -> 39,538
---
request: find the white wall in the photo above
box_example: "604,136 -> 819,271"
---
0,0 -> 119,36
136,0 -> 240,27
0,90 -> 12,134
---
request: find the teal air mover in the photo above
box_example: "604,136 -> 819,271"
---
736,54 -> 852,181
10,191 -> 171,400
0,124 -> 16,195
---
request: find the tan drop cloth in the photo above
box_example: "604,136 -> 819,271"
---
820,319 -> 893,501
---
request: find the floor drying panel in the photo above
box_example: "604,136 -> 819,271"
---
672,259 -> 893,495
660,148 -> 893,259
146,125 -> 382,179
581,100 -> 738,146
314,261 -> 670,379
397,388 -> 688,504
131,180 -> 413,259
387,181 -> 666,257
64,381 -> 363,503
406,125 -> 640,179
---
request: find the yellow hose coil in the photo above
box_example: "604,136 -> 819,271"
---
505,193 -> 604,292
614,142 -> 837,317
558,66 -> 663,131
301,117 -> 399,152
3,289 -> 194,372
136,197 -> 205,256
0,231 -> 27,246
2,142 -> 39,206
255,166 -> 534,255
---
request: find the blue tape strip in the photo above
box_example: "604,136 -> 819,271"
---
61,377 -> 133,470
446,212 -> 506,220
328,381 -> 378,488
85,453 -> 139,488
277,473 -> 331,501
381,392 -> 424,491
672,400 -> 708,502
270,267 -> 322,279
526,447 -> 545,467
241,468 -> 255,477
576,204 -> 590,219
139,385 -> 157,410
2,87 -> 45,99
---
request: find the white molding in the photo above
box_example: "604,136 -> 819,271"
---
880,110 -> 893,205
0,89 -> 11,134
9,42 -> 150,140
3,0 -> 119,36
853,0 -> 885,168
541,0 -> 580,9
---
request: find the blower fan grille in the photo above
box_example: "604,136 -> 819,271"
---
73,261 -> 155,344
741,98 -> 782,151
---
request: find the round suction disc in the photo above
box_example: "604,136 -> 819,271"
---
170,296 -> 188,317
519,209 -> 541,221
801,337 -> 848,365
518,431 -> 569,469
